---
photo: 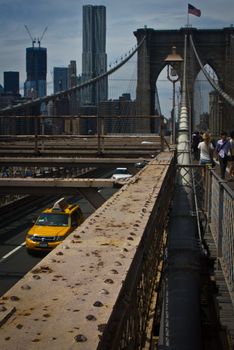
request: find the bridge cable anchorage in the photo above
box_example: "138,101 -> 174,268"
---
190,34 -> 234,108
0,36 -> 146,115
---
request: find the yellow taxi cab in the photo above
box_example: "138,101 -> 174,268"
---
26,198 -> 84,252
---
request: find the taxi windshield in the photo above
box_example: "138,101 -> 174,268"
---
36,213 -> 69,227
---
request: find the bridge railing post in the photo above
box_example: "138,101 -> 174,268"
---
97,114 -> 101,155
160,116 -> 164,151
217,182 -> 224,257
204,167 -> 212,219
101,115 -> 105,153
34,115 -> 39,155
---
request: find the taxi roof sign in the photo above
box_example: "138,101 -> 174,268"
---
52,198 -> 68,211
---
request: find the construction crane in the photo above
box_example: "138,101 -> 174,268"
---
24,25 -> 48,47
38,26 -> 48,47
24,24 -> 36,47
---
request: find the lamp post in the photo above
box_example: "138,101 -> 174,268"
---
164,46 -> 183,144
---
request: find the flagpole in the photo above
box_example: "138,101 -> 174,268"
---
187,12 -> 190,27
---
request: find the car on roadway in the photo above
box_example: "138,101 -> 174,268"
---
111,167 -> 132,180
134,159 -> 149,169
26,198 -> 84,253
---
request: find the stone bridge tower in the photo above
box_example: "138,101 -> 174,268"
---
134,27 -> 234,134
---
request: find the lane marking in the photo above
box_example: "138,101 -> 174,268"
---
0,242 -> 26,263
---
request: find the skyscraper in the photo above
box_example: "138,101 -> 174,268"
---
82,5 -> 107,105
24,46 -> 47,98
4,71 -> 19,95
68,61 -> 77,88
68,60 -> 80,115
53,67 -> 68,93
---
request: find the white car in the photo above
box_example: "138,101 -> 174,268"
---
111,168 -> 132,180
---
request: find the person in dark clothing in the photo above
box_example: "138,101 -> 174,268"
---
228,130 -> 234,179
191,131 -> 201,160
215,131 -> 231,179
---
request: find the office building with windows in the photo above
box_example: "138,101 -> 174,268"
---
68,61 -> 77,88
24,46 -> 47,98
4,71 -> 20,95
53,67 -> 68,93
82,4 -> 107,105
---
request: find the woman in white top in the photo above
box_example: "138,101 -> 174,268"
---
198,132 -> 214,166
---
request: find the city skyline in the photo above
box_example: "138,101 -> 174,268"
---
0,0 -> 234,117
1,0 -> 233,83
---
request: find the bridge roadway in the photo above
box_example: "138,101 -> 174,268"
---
0,134 -> 164,157
0,151 -> 174,349
0,167 -> 115,297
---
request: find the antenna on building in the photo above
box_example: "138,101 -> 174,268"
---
24,24 -> 36,47
38,26 -> 48,47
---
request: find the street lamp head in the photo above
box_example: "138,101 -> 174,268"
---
165,46 -> 184,81
164,46 -> 183,64
164,46 -> 183,145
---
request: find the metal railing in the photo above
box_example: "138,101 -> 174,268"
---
177,164 -> 234,300
0,115 -> 167,156
98,157 -> 176,349
204,170 -> 234,299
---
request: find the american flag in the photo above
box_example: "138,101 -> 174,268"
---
188,4 -> 201,17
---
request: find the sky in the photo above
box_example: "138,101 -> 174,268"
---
0,0 -> 234,117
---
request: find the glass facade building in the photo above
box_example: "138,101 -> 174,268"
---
24,46 -> 47,98
82,5 -> 107,105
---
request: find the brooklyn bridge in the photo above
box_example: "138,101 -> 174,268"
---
0,26 -> 233,350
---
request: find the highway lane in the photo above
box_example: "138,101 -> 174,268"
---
0,194 -> 92,296
0,196 -> 56,296
0,182 -> 117,297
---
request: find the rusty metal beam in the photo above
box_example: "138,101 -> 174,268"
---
0,152 -> 174,350
77,188 -> 106,209
0,157 -> 146,168
0,178 -> 124,195
0,149 -> 158,158
0,134 -> 161,144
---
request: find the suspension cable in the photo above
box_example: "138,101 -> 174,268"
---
0,36 -> 146,115
190,35 -> 234,108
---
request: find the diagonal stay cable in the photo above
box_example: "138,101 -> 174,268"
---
190,34 -> 234,108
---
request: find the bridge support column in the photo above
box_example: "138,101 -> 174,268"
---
135,29 -> 155,133
77,187 -> 106,209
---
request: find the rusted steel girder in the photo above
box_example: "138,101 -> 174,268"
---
0,178 -> 117,193
0,157 -> 144,168
0,152 -> 175,350
0,178 -> 135,208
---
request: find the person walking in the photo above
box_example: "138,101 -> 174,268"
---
215,131 -> 230,179
197,132 -> 215,176
229,130 -> 234,180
